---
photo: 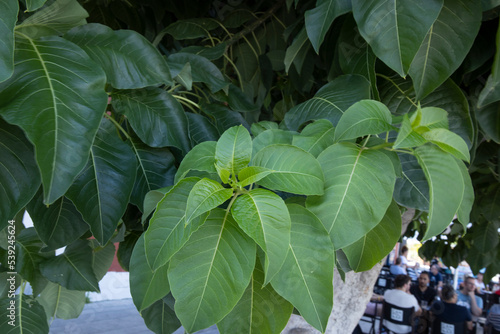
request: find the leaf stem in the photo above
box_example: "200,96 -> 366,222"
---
105,114 -> 131,140
172,95 -> 201,110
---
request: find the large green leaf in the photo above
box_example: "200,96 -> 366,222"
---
456,159 -> 474,229
0,0 -> 17,82
168,209 -> 256,333
306,142 -> 396,249
215,125 -> 252,182
252,144 -> 324,196
217,257 -> 293,334
284,27 -> 311,74
66,118 -> 136,245
65,23 -> 173,89
16,0 -> 88,39
0,294 -> 48,334
409,0 -> 481,100
0,119 -> 40,230
37,281 -> 85,321
471,222 -> 499,254
39,239 -> 99,292
305,0 -> 351,53
352,0 -> 443,77
186,178 -> 233,224
477,21 -> 500,108
292,119 -> 336,157
16,228 -> 53,285
111,88 -> 190,152
334,100 -> 394,142
0,35 -> 107,205
27,189 -> 89,252
252,129 -> 294,157
186,112 -> 219,146
91,240 -> 115,281
271,204 -> 334,332
141,295 -> 181,334
422,128 -> 470,162
175,141 -> 217,183
476,101 -> 500,143
26,0 -> 47,12
415,145 -> 465,241
130,234 -> 170,312
144,177 -> 207,270
343,200 -> 401,272
284,75 -> 371,130
231,189 -> 291,283
393,153 -> 430,211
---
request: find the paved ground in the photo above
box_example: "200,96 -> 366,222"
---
48,298 -> 219,334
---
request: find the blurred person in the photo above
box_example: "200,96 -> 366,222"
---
429,264 -> 443,289
383,275 -> 422,333
475,272 -> 486,293
457,276 -> 483,317
390,256 -> 407,275
486,294 -> 500,333
410,271 -> 437,306
431,284 -> 473,332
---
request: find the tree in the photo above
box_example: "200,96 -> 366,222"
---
0,0 -> 498,333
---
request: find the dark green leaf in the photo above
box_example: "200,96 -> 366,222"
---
16,228 -> 53,284
477,22 -> 500,108
186,113 -> 219,146
117,232 -> 141,271
393,153 -> 430,211
476,101 -> 500,143
284,27 -> 311,74
141,295 -> 181,334
91,240 -> 115,281
0,294 -> 48,334
471,222 -> 499,254
37,281 -> 85,321
0,0 -> 17,82
181,43 -> 227,61
158,18 -> 219,40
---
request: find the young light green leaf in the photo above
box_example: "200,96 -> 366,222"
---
144,177 -> 208,270
410,107 -> 449,133
422,128 -> 470,162
393,114 -> 427,149
352,0 -> 443,77
271,204 -> 335,332
186,178 -> 233,224
0,0 -> 17,83
343,200 -> 401,272
37,281 -> 86,321
231,189 -> 291,284
334,100 -> 394,142
175,141 -> 217,183
253,144 -> 324,196
293,119 -> 336,157
130,234 -> 170,312
252,129 -> 294,157
415,145 -> 465,241
65,23 -> 173,88
284,75 -> 371,130
215,125 -> 252,181
477,22 -> 500,108
168,209 -> 256,333
238,166 -> 273,188
409,0 -> 481,100
306,142 -> 396,249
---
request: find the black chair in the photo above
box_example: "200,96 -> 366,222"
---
431,318 -> 466,334
359,299 -> 382,334
380,301 -> 415,334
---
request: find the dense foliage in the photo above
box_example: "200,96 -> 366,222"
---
0,0 -> 498,333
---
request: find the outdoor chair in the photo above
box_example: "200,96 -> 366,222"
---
379,301 -> 415,334
431,318 -> 466,334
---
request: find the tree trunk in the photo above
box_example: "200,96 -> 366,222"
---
282,209 -> 415,334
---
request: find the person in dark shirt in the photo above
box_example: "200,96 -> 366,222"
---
429,264 -> 443,289
410,271 -> 437,306
431,284 -> 473,332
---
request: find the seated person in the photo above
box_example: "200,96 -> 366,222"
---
383,275 -> 421,333
475,272 -> 486,293
457,276 -> 483,317
486,294 -> 500,333
429,264 -> 443,289
431,284 -> 473,331
390,256 -> 407,275
410,271 -> 437,306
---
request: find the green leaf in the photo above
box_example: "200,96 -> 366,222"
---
415,145 -> 465,241
238,166 -> 273,188
91,240 -> 115,281
393,114 -> 427,149
252,129 -> 294,157
352,0 -> 443,77
37,281 -> 85,321
0,0 -> 17,82
0,119 -> 40,230
306,142 -> 396,249
111,88 -> 190,152
27,189 -> 89,252
393,153 -> 430,211
410,107 -> 449,133
66,118 -> 136,245
422,128 -> 470,162
181,43 -> 227,61
251,121 -> 279,137
186,113 -> 219,146
117,232 -> 141,271
305,0 -> 351,53
0,294 -> 48,334
292,119 -> 336,157
284,75 -> 371,130
168,53 -> 227,93
253,144 -> 324,196
186,178 -> 233,224
334,100 -> 394,142
477,21 -> 500,108
144,177 -> 207,270
215,125 -> 252,181
65,23 -> 173,88
173,62 -> 192,90
471,222 -> 499,254
141,295 -> 181,334
0,35 -> 108,205
16,0 -> 88,38
142,187 -> 171,225
158,18 -> 219,40
218,257 -> 293,334
284,27 -> 311,74
175,141 -> 217,183
39,239 -> 99,292
231,189 -> 291,284
130,234 -> 170,312
26,0 -> 47,12
476,101 -> 500,143
343,200 -> 401,272
168,209 -> 256,333
16,228 -> 53,284
456,159 -> 474,229
409,0 -> 482,100
271,204 -> 334,332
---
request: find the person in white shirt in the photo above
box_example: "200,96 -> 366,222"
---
383,275 -> 422,333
